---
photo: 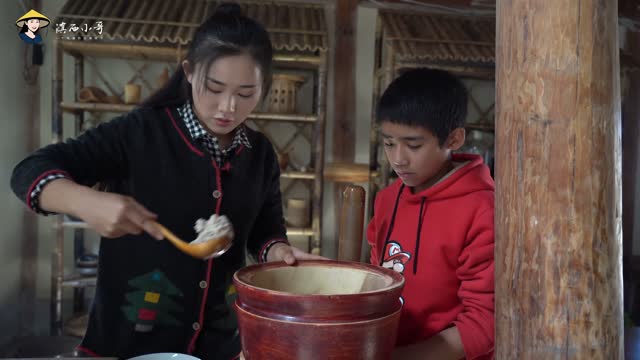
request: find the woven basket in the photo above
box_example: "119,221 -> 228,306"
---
78,86 -> 121,104
65,313 -> 89,338
267,74 -> 305,113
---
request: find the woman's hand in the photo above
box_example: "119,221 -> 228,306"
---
266,243 -> 327,265
40,179 -> 164,240
76,190 -> 164,240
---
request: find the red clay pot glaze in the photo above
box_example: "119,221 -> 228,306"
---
233,260 -> 405,360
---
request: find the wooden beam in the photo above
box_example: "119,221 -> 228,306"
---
495,0 -> 623,358
332,0 -> 358,163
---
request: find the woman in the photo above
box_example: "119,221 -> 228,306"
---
11,3 -> 321,359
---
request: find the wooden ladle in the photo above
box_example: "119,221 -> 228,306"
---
150,220 -> 232,260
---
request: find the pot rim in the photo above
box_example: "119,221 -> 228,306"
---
233,259 -> 405,297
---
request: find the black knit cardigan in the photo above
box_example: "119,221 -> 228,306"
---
11,106 -> 288,358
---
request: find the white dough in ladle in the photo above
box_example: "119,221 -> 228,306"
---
192,214 -> 234,245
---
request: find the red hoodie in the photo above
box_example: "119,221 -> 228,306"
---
367,153 -> 494,359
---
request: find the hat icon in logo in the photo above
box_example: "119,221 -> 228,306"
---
16,9 -> 50,45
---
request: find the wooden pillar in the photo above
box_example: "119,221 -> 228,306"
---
312,51 -> 328,256
495,1 -> 623,359
332,0 -> 358,258
337,185 -> 365,262
73,56 -> 86,314
51,37 -> 64,336
332,0 -> 357,163
19,0 -> 41,335
622,30 -> 640,319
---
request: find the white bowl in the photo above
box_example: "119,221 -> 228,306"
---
128,353 -> 201,360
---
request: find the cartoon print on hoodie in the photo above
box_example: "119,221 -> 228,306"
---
381,241 -> 412,274
381,241 -> 411,305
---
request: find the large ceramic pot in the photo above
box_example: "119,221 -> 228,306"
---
233,260 -> 405,360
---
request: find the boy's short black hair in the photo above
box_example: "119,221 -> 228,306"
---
376,68 -> 468,146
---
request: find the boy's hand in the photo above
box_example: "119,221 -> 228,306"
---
266,243 -> 327,265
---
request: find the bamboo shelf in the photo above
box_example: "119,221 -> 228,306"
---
61,219 -> 313,238
59,40 -> 323,69
60,219 -> 88,229
285,227 -> 315,237
281,171 -> 316,180
62,274 -> 97,288
61,102 -> 133,113
61,102 -> 318,123
250,112 -> 317,123
466,123 -> 495,133
324,162 -> 377,183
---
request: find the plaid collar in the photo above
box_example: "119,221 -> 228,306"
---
177,102 -> 251,165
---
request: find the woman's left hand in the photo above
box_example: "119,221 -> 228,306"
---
266,242 -> 327,265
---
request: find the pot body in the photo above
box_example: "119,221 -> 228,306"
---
233,260 -> 405,360
236,303 -> 401,360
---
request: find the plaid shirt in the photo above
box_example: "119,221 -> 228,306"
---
177,102 -> 251,167
28,173 -> 67,215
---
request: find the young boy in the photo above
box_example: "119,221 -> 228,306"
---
367,68 -> 494,359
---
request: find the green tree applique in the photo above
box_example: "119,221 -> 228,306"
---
121,269 -> 183,332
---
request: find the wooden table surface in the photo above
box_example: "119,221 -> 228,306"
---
2,329 -> 639,359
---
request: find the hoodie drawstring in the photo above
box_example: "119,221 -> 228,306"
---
413,197 -> 427,274
379,184 -> 405,266
378,184 -> 427,275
